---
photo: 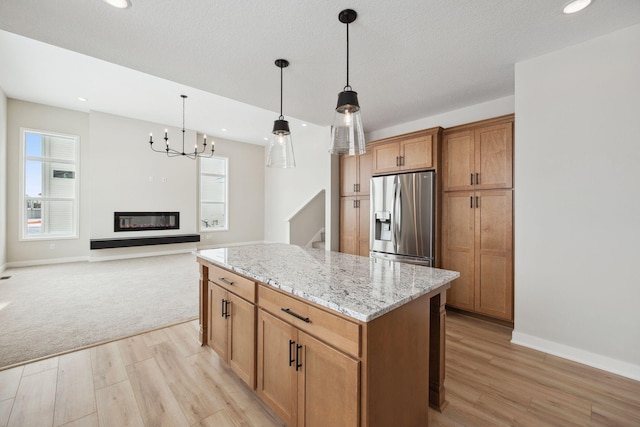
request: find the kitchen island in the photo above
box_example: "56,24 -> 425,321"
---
196,243 -> 459,427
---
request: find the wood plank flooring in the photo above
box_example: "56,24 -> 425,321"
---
0,313 -> 638,426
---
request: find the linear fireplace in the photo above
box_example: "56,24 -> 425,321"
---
114,212 -> 179,232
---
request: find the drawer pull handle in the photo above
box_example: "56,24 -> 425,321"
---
295,344 -> 303,371
281,308 -> 310,323
219,277 -> 234,286
288,340 -> 295,367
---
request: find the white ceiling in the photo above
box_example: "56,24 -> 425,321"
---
1,0 -> 640,146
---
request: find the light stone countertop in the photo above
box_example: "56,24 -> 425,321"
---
196,243 -> 460,323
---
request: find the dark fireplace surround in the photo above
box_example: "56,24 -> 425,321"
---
90,211 -> 199,250
114,211 -> 179,232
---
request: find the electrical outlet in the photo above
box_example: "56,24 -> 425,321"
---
49,243 -> 55,250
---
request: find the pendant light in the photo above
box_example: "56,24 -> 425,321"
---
267,59 -> 295,168
329,9 -> 365,156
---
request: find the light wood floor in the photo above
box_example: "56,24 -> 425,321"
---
1,313 -> 639,426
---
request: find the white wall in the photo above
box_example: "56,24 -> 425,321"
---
366,96 -> 515,142
264,123 -> 333,247
513,23 -> 640,380
6,100 -> 90,265
0,89 -> 6,271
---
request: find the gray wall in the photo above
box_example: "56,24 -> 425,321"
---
197,135 -> 265,248
288,190 -> 325,247
513,23 -> 640,380
6,99 -> 90,265
0,89 -> 6,271
5,101 -> 266,265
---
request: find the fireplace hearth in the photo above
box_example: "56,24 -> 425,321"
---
114,212 -> 179,232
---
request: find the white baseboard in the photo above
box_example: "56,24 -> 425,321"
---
511,331 -> 640,381
196,240 -> 266,250
6,256 -> 90,268
0,263 -> 6,274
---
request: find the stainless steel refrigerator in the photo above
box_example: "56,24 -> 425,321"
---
370,171 -> 435,266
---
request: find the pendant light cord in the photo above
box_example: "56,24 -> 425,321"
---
280,65 -> 284,120
345,21 -> 350,91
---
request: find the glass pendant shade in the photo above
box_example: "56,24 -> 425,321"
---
330,89 -> 365,155
267,119 -> 295,168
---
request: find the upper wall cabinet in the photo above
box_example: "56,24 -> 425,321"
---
443,116 -> 513,192
370,127 -> 442,175
340,152 -> 372,196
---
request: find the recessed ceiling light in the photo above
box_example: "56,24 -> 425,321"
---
301,123 -> 308,127
77,97 -> 88,102
221,128 -> 227,132
263,137 -> 269,141
102,0 -> 131,9
563,0 -> 591,14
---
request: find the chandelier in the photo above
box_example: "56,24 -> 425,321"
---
148,95 -> 215,159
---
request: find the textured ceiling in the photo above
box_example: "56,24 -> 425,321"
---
1,0 -> 640,145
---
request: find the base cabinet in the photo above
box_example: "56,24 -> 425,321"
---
257,310 -> 359,427
199,260 -> 449,427
207,283 -> 256,388
442,190 -> 513,321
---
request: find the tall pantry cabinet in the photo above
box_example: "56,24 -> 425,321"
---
441,115 -> 514,322
339,152 -> 372,256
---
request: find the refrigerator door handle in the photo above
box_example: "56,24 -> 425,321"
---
393,177 -> 402,254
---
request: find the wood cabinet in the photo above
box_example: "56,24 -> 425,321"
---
257,310 -> 359,427
442,190 -> 513,321
340,152 -> 372,196
443,119 -> 513,192
339,196 -> 369,257
206,267 -> 256,388
370,128 -> 440,175
257,285 -> 360,427
441,115 -> 514,322
198,258 -> 451,427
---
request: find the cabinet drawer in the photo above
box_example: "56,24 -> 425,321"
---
258,285 -> 360,357
209,265 -> 256,303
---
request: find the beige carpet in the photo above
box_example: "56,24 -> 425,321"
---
0,253 -> 199,369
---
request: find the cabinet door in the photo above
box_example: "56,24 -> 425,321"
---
257,310 -> 297,427
339,197 -> 358,256
442,192 -> 475,311
228,293 -> 256,388
443,130 -> 474,192
297,331 -> 359,427
208,283 -> 228,360
358,152 -> 372,195
400,135 -> 433,171
371,143 -> 400,174
358,197 -> 370,257
475,123 -> 513,190
475,190 -> 513,320
339,155 -> 358,196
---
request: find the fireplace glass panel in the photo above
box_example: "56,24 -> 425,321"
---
114,212 -> 179,232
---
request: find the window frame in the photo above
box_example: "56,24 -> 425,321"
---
199,155 -> 229,232
19,128 -> 80,241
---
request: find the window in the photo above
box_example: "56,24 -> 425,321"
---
20,129 -> 79,240
200,156 -> 228,231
